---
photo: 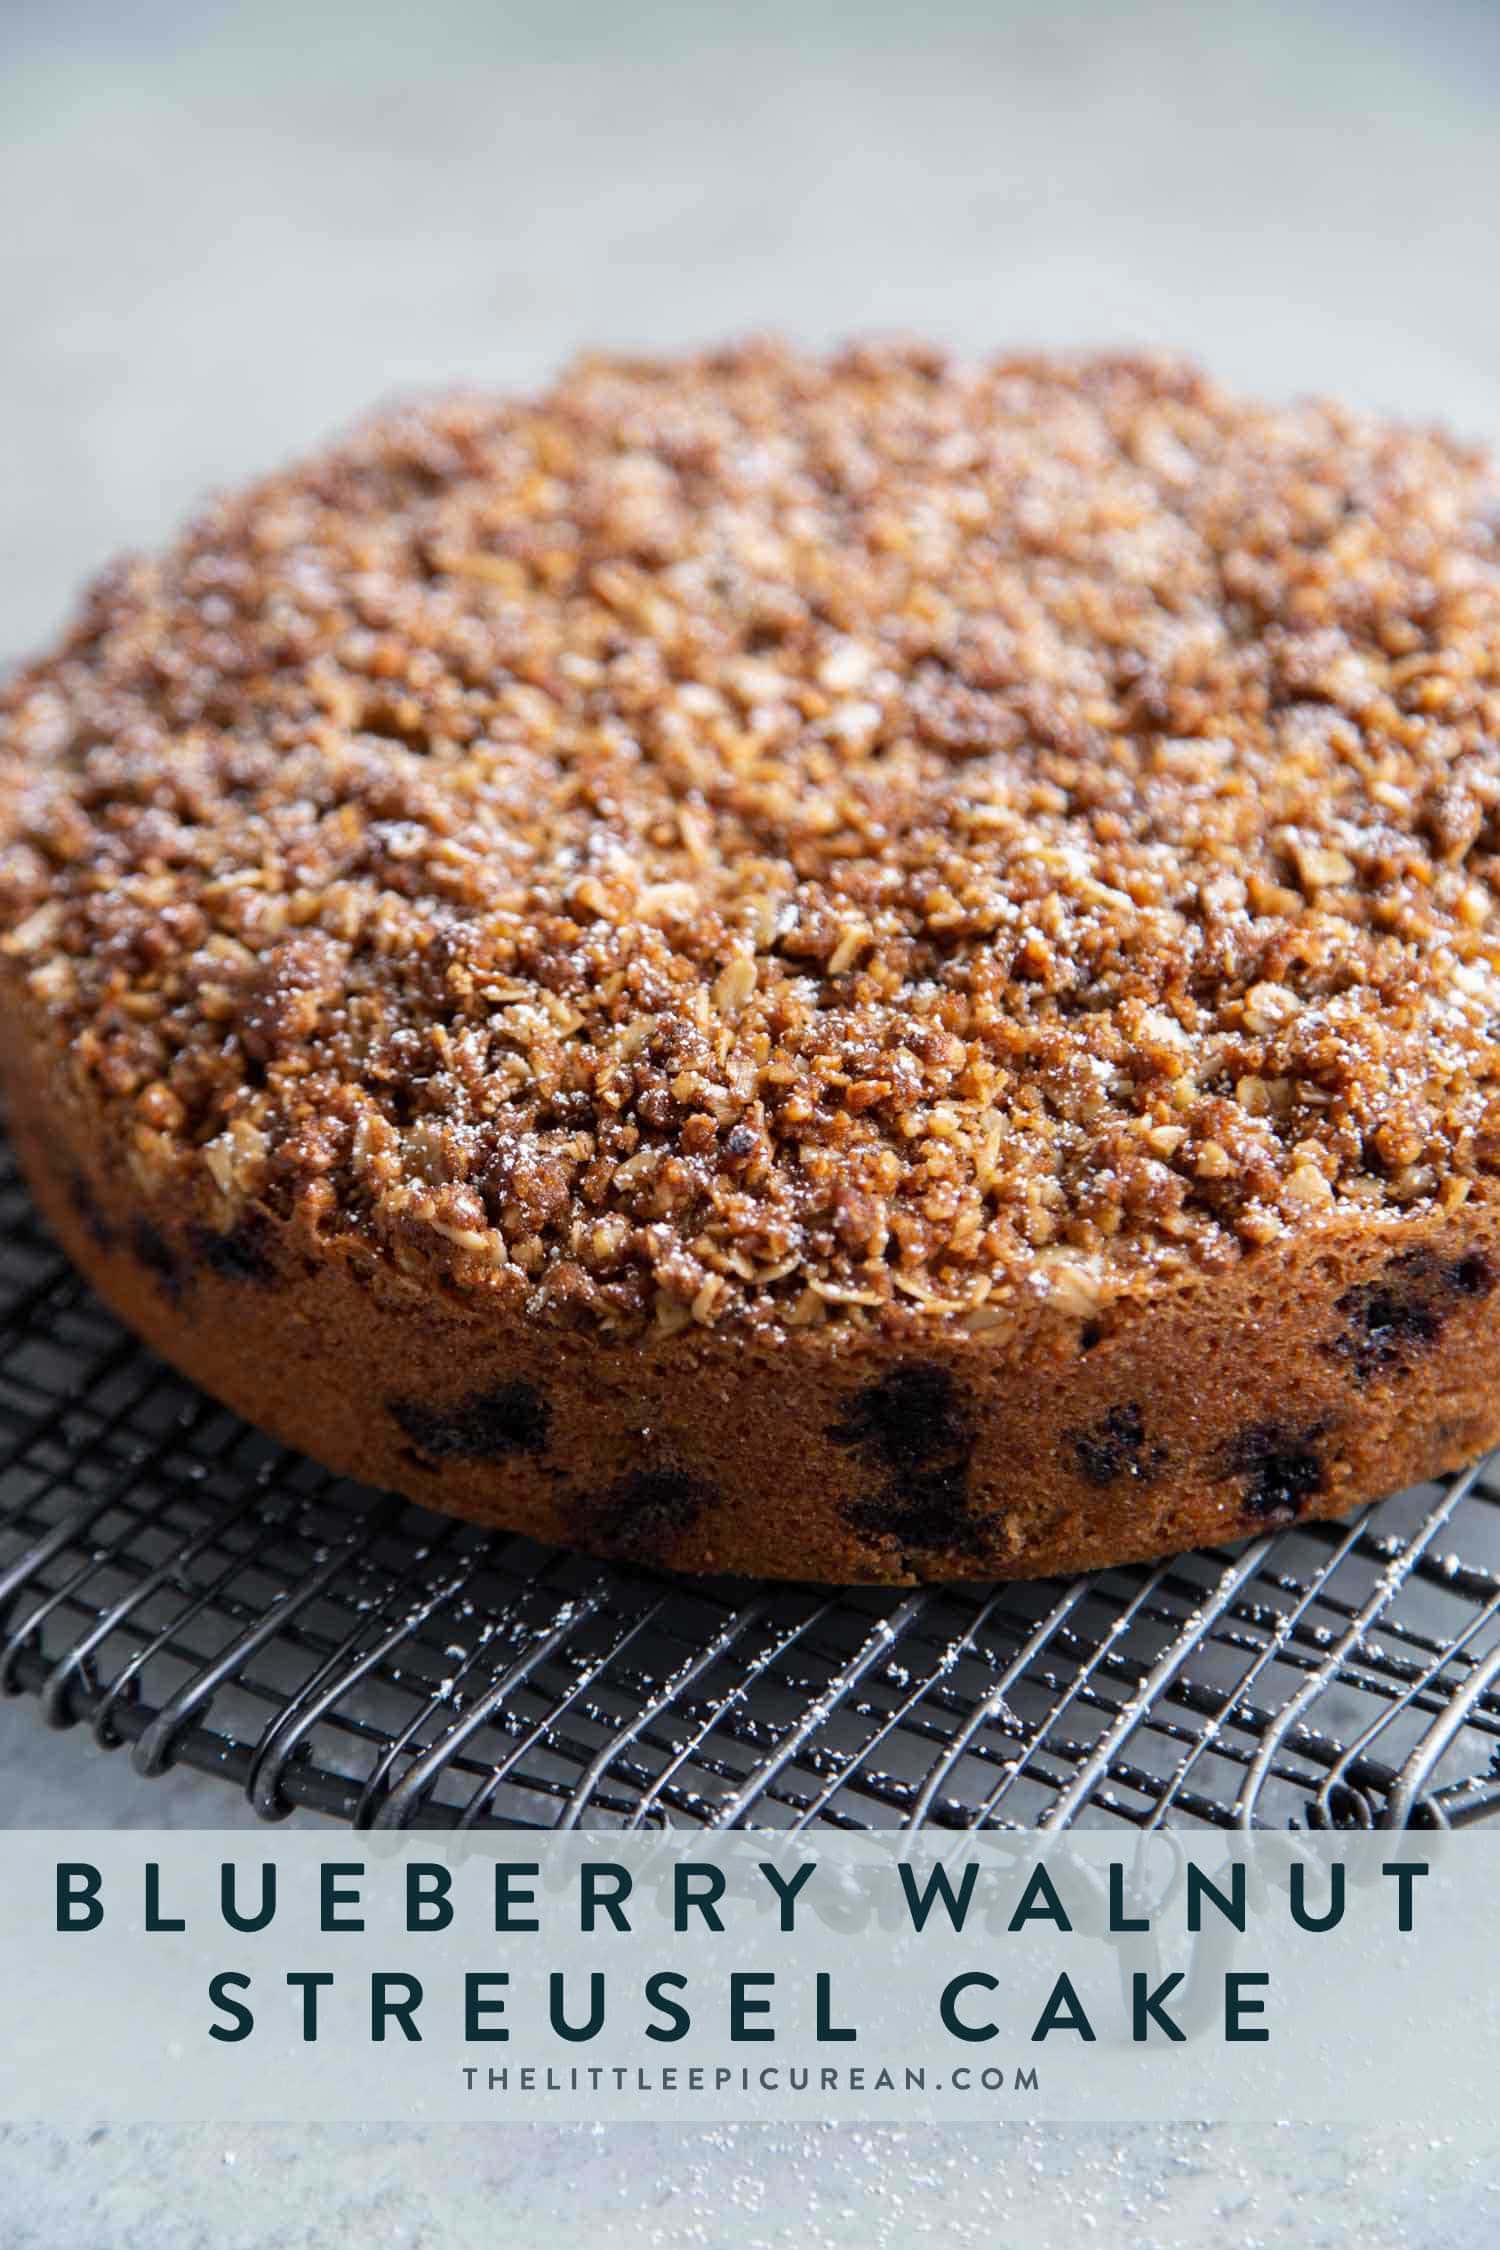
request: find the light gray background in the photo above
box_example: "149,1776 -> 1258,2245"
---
2,0 -> 1499,2238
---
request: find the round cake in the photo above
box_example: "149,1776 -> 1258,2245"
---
4,342 -> 1500,1582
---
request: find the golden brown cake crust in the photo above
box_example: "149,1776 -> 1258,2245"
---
5,342 -> 1500,1579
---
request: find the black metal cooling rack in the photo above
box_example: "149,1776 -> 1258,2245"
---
5,1128 -> 1500,1832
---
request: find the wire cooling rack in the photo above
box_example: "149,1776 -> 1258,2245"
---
4,1130 -> 1500,1832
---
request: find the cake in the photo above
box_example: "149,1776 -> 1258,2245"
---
4,341 -> 1500,1582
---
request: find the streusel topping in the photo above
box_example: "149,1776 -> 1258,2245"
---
4,342 -> 1500,1336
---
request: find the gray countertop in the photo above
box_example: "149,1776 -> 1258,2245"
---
3,0 -> 1499,2237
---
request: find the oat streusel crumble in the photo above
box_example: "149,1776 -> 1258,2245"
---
5,341 -> 1500,1353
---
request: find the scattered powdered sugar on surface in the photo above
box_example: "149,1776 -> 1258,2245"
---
1,2120 -> 1492,2248
6,344 -> 1500,1343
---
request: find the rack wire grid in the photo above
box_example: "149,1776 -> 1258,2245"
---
5,1126 -> 1500,1834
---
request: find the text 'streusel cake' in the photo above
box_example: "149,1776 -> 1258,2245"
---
5,341 -> 1500,1580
